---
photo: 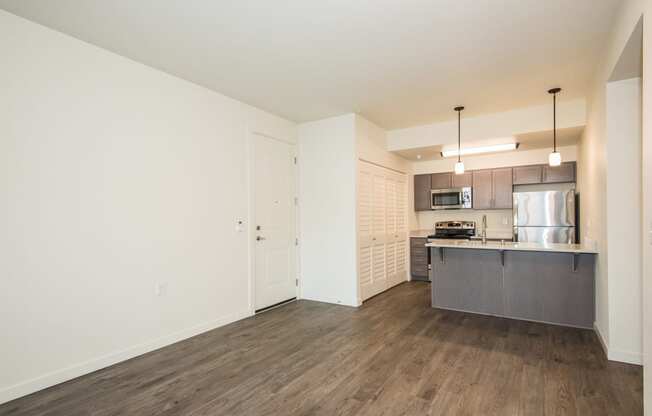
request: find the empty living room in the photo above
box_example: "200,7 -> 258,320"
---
1,1 -> 651,415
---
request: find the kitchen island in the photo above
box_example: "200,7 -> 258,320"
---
426,240 -> 597,328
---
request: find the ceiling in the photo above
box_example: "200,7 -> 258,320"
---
395,126 -> 584,161
0,0 -> 620,129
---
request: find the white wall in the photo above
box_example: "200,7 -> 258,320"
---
0,11 -> 296,404
388,100 -> 586,151
578,0 -> 650,372
356,115 -> 410,173
298,115 -> 358,307
606,78 -> 643,363
411,145 -> 577,174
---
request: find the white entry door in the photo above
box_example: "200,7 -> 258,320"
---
252,133 -> 297,311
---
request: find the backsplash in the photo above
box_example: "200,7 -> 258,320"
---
415,209 -> 513,240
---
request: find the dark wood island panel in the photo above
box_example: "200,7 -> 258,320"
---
430,247 -> 595,328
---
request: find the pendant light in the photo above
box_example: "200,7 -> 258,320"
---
548,88 -> 562,167
454,106 -> 465,174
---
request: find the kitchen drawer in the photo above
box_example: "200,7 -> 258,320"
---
411,245 -> 427,254
410,256 -> 428,265
410,238 -> 428,247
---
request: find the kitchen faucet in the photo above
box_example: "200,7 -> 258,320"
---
481,214 -> 487,244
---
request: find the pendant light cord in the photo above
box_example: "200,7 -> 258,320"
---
553,92 -> 557,152
457,110 -> 461,163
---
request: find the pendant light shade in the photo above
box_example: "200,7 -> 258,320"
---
454,106 -> 465,174
549,151 -> 562,167
548,88 -> 562,167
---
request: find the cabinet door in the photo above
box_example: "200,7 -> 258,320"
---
472,170 -> 493,209
414,174 -> 432,211
410,238 -> 428,279
543,162 -> 576,183
431,172 -> 452,189
451,171 -> 473,188
513,165 -> 543,185
492,168 -> 513,209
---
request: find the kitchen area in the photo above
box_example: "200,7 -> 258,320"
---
410,160 -> 597,329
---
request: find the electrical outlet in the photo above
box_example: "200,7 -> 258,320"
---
155,282 -> 168,297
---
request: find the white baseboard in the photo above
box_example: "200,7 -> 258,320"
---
0,309 -> 252,405
300,295 -> 359,308
608,348 -> 643,365
594,321 -> 609,357
593,321 -> 643,365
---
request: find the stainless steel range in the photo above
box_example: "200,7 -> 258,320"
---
428,221 -> 476,240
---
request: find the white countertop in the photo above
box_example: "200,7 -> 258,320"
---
425,239 -> 598,254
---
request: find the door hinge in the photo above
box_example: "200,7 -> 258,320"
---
294,197 -> 298,206
293,156 -> 297,164
295,278 -> 299,286
295,238 -> 299,246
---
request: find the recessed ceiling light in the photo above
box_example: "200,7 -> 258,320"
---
441,143 -> 519,158
416,154 -> 422,159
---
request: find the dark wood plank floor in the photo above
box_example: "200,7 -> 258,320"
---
0,282 -> 643,416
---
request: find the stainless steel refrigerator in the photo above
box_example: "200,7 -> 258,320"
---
513,190 -> 576,244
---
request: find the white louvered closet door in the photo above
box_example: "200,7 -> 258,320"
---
369,168 -> 388,297
385,178 -> 397,286
357,161 -> 408,301
357,166 -> 373,298
394,176 -> 408,285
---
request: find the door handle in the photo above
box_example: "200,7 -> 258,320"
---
256,236 -> 266,241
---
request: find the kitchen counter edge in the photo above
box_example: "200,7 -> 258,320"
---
425,239 -> 597,254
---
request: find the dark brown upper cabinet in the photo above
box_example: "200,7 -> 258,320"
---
414,174 -> 432,211
451,171 -> 473,188
472,170 -> 493,209
431,172 -> 452,189
513,165 -> 543,185
413,162 -> 576,212
543,162 -> 576,183
472,168 -> 513,210
492,168 -> 513,209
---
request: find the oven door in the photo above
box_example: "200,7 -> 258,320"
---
431,188 -> 469,210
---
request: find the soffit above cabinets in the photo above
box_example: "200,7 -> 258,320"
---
396,126 -> 584,162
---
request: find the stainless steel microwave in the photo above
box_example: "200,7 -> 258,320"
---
431,187 -> 473,210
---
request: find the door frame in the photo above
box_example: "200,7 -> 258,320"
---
246,129 -> 299,315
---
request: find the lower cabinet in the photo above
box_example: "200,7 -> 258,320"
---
431,248 -> 595,328
410,238 -> 429,281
